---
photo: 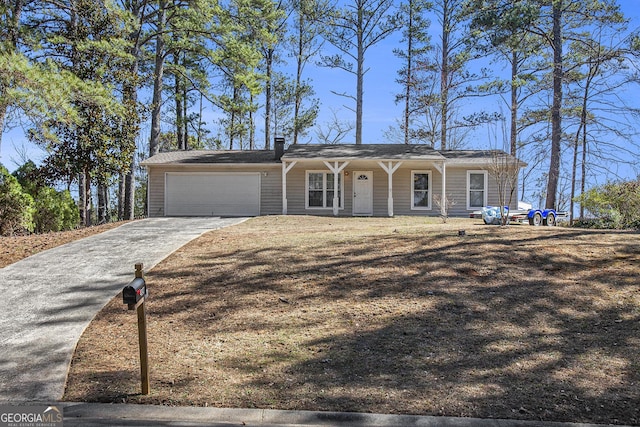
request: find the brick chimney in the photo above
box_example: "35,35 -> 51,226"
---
274,137 -> 285,160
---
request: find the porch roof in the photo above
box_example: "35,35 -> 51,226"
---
281,144 -> 446,161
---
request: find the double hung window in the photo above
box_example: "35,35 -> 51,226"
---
307,172 -> 343,209
467,171 -> 488,209
411,171 -> 431,210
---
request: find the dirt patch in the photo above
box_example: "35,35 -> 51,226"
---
63,216 -> 640,425
0,222 -> 129,268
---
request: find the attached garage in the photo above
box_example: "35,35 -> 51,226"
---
165,172 -> 261,216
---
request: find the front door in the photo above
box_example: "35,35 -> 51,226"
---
353,171 -> 373,215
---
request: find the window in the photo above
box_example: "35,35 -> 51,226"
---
411,171 -> 431,210
467,170 -> 488,209
306,171 -> 343,209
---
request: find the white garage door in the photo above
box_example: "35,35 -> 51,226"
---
165,172 -> 260,216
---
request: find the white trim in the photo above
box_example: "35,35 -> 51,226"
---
305,170 -> 345,211
467,170 -> 488,210
322,160 -> 350,174
411,170 -> 432,210
378,161 -> 402,217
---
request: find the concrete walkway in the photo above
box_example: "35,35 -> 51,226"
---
0,217 -> 247,402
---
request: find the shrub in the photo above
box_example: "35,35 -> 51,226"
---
12,160 -> 44,196
575,179 -> 640,229
0,164 -> 34,235
33,187 -> 80,233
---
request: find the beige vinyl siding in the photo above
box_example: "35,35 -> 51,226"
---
260,167 -> 282,215
375,165 -> 518,217
146,164 -> 281,217
390,167 -> 438,216
147,160 -> 520,218
147,166 -> 166,217
371,169 -> 388,216
442,167 -> 519,216
443,168 -> 469,217
283,167 -> 307,215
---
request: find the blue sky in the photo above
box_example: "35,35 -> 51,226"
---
1,0 -> 639,202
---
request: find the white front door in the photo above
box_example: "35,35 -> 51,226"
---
353,171 -> 373,215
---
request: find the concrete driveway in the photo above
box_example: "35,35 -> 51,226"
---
0,217 -> 247,402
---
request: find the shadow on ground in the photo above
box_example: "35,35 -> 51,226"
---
64,219 -> 640,425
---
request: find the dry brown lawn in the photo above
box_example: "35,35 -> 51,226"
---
61,216 -> 639,425
0,222 -> 127,268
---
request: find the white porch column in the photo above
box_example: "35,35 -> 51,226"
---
433,161 -> 447,217
323,160 -> 350,216
378,161 -> 402,217
441,161 -> 446,216
281,160 -> 297,214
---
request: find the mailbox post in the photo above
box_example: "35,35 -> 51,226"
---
123,263 -> 150,395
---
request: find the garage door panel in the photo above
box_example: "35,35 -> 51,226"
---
165,173 -> 260,216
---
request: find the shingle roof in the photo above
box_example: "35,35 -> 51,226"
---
141,145 -> 523,166
281,144 -> 445,160
140,150 -> 279,165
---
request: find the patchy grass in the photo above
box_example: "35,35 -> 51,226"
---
63,216 -> 640,425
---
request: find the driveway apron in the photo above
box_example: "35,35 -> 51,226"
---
0,217 -> 246,402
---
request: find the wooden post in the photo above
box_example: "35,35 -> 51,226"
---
134,263 -> 150,395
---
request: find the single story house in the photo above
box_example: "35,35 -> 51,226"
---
141,141 -> 524,218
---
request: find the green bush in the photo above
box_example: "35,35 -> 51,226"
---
10,161 -> 80,233
33,187 -> 80,233
575,179 -> 640,229
12,160 -> 43,196
0,164 -> 34,235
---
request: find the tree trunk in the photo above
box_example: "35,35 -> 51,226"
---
149,0 -> 167,157
0,101 -> 7,149
580,118 -> 587,220
118,171 -> 125,220
510,51 -> 518,157
264,48 -> 273,149
293,9 -> 304,146
78,172 -> 87,227
403,0 -> 413,145
0,0 -> 24,149
182,76 -> 188,149
545,0 -> 563,210
355,5 -> 364,145
249,92 -> 255,150
175,54 -> 185,150
124,157 -> 135,220
440,0 -> 449,150
230,86 -> 238,150
119,0 -> 146,220
197,92 -> 203,147
82,169 -> 92,226
97,182 -> 107,224
570,120 -> 583,225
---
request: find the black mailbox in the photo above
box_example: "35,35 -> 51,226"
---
123,277 -> 147,306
